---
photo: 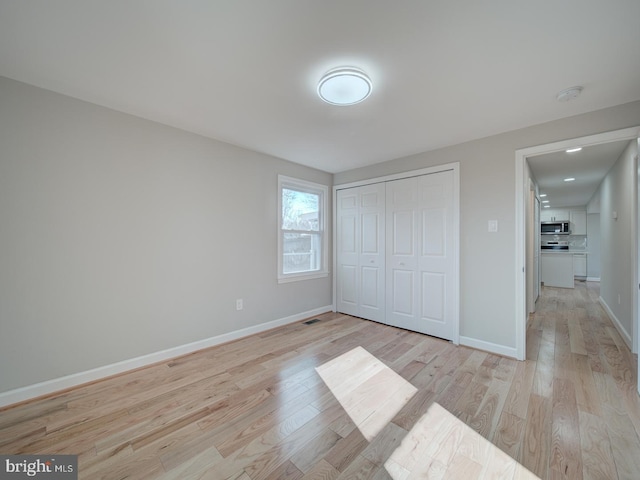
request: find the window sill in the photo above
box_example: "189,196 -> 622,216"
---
278,271 -> 328,284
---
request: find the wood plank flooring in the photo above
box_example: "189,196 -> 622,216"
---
1,281 -> 639,479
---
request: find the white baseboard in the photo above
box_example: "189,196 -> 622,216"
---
587,276 -> 601,282
599,297 -> 632,349
0,305 -> 332,409
459,336 -> 518,359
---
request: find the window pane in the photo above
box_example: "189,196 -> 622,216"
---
282,188 -> 319,231
278,175 -> 327,282
283,232 -> 321,274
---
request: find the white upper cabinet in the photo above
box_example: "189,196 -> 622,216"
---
540,210 -> 553,222
541,209 -> 569,222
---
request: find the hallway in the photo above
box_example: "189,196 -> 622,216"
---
525,280 -> 640,478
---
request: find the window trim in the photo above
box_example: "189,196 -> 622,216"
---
278,175 -> 329,283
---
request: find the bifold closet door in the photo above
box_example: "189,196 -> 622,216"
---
336,183 -> 385,323
386,170 -> 455,340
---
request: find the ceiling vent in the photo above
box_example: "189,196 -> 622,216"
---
556,86 -> 583,102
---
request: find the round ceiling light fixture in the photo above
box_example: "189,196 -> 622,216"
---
317,67 -> 372,106
556,86 -> 583,102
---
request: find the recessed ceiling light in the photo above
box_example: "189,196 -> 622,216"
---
318,67 -> 372,106
564,177 -> 576,182
542,200 -> 549,203
540,194 -> 547,197
543,205 -> 551,208
556,86 -> 583,102
566,147 -> 582,153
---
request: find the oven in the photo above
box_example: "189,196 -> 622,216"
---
541,240 -> 569,251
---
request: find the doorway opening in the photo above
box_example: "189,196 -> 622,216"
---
515,126 -> 640,365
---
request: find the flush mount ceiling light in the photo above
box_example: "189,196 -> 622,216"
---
317,67 -> 372,106
556,86 -> 583,102
566,147 -> 582,153
564,177 -> 576,182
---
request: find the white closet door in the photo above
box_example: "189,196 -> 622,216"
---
386,170 -> 455,340
386,177 -> 419,330
336,183 -> 385,322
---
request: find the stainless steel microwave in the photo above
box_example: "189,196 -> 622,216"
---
541,221 -> 570,235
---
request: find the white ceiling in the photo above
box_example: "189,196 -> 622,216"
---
528,140 -> 631,208
1,1 -> 639,174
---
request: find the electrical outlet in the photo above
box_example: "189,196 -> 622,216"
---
236,299 -> 243,310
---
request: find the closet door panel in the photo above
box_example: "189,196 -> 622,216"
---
422,208 -> 445,256
340,265 -> 358,308
358,184 -> 385,322
390,269 -> 415,316
391,210 -> 415,256
362,213 -> 380,253
421,272 -> 445,321
336,190 -> 360,317
386,171 -> 455,339
336,183 -> 385,322
416,171 -> 455,339
361,266 -> 381,310
386,177 -> 419,330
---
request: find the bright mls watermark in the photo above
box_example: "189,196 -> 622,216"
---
1,455 -> 77,479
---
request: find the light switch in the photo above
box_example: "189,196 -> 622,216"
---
488,220 -> 498,232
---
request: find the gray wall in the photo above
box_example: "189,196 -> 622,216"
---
0,77 -> 333,394
598,140 -> 638,340
586,214 -> 601,278
2,75 -> 640,397
335,101 -> 640,351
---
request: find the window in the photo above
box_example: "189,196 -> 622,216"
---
278,175 -> 328,283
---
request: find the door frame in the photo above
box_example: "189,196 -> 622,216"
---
527,180 -> 540,314
515,126 -> 640,361
333,162 -> 460,345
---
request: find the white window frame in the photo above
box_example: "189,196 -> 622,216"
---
278,175 -> 329,283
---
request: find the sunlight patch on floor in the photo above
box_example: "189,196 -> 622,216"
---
314,346 -> 417,441
316,347 -> 540,479
385,402 -> 540,479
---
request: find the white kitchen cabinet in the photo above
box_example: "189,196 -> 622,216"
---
573,253 -> 587,277
541,209 -> 569,222
540,210 -> 553,222
570,210 -> 587,235
541,252 -> 574,288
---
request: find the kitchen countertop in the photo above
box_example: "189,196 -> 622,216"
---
541,250 -> 588,254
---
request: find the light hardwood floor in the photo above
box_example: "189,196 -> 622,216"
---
1,281 -> 639,479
